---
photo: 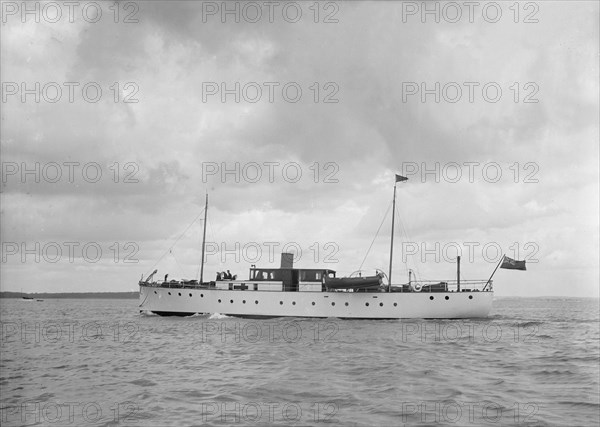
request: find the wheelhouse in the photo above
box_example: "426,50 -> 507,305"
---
249,267 -> 336,291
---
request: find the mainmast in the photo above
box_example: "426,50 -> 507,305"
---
200,193 -> 208,284
388,184 -> 397,292
388,174 -> 408,292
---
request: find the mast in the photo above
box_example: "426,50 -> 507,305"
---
457,255 -> 461,291
388,183 -> 397,292
388,174 -> 408,292
199,193 -> 208,284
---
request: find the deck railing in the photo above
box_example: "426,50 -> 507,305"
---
140,280 -> 287,290
397,279 -> 492,292
139,278 -> 493,292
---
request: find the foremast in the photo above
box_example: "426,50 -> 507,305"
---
199,194 -> 208,284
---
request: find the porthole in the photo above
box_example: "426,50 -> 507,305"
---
189,293 -> 192,297
230,299 -> 234,304
218,299 -> 221,303
312,302 -> 315,306
430,296 -> 434,300
280,301 -> 283,305
243,300 -> 246,304
379,303 -> 383,307
200,294 -> 204,297
154,291 -> 157,294
468,295 -> 473,300
345,302 -> 349,306
445,296 -> 449,300
255,300 -> 258,304
292,301 -> 296,305
331,302 -> 335,306
178,292 -> 181,296
365,302 -> 369,307
393,302 -> 397,307
168,292 -> 171,295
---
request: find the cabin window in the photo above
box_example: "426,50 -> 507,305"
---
256,270 -> 277,280
254,270 -> 277,280
254,284 -> 258,291
300,270 -> 324,282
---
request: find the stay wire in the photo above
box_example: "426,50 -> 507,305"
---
147,207 -> 207,276
358,201 -> 392,271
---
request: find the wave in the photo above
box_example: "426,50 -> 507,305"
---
555,401 -> 600,409
519,321 -> 544,327
139,310 -> 157,316
209,312 -> 231,319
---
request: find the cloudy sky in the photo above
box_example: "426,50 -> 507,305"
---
1,1 -> 598,297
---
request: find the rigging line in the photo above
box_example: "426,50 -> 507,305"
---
395,202 -> 421,280
358,201 -> 392,271
147,207 -> 207,276
171,250 -> 188,279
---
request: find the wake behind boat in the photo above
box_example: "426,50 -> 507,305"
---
138,175 -> 510,319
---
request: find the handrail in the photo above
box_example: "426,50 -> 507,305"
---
404,279 -> 489,284
140,279 -> 493,292
141,280 -> 286,289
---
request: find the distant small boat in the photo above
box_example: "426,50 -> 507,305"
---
36,299 -> 44,302
21,296 -> 34,300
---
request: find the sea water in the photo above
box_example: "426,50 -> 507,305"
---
1,297 -> 598,426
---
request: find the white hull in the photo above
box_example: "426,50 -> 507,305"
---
139,285 -> 493,319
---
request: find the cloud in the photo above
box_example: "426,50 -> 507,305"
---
1,1 -> 598,296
